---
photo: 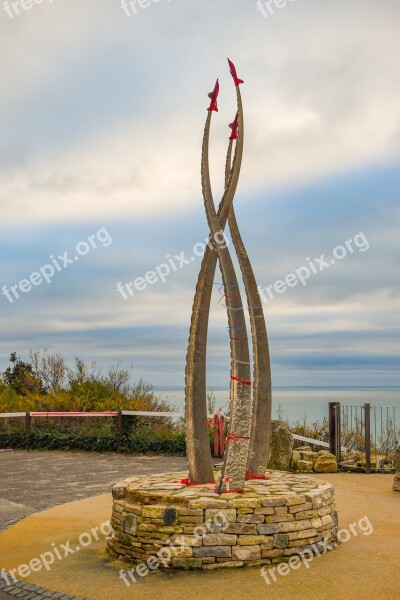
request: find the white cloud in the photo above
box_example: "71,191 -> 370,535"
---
1,0 -> 399,385
0,0 -> 399,224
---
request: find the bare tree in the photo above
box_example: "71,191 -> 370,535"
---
103,360 -> 132,396
30,349 -> 67,394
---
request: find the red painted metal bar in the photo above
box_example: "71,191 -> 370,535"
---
213,414 -> 220,457
30,411 -> 118,417
219,415 -> 225,457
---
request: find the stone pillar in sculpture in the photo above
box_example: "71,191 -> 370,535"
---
185,59 -> 272,492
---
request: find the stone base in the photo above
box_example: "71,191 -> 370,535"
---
393,477 -> 400,492
108,470 -> 338,570
339,450 -> 397,473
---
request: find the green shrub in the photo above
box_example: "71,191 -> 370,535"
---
0,431 -> 189,455
0,351 -> 183,442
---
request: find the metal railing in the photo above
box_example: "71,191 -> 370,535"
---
0,410 -> 215,454
329,402 -> 399,473
5,405 -> 395,466
1,410 -> 333,458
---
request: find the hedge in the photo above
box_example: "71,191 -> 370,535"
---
0,432 -> 190,455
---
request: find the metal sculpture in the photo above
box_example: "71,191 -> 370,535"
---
185,59 -> 272,493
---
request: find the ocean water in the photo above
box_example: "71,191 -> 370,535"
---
154,387 -> 400,424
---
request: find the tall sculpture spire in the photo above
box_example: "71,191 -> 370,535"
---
185,60 -> 272,492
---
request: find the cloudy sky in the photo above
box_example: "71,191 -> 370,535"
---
0,0 -> 399,388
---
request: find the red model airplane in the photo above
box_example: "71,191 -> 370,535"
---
228,58 -> 244,87
229,113 -> 239,140
208,79 -> 219,112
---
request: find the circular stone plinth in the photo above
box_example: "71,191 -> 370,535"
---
108,470 -> 338,570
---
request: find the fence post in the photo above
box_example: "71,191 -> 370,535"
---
25,412 -> 31,449
364,403 -> 371,474
329,402 -> 340,456
219,415 -> 225,458
117,410 -> 123,450
334,404 -> 342,464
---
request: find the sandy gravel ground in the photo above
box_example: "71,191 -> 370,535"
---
0,473 -> 399,600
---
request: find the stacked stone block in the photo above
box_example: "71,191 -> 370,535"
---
108,471 -> 338,570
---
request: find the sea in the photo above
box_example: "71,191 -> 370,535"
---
154,387 -> 400,424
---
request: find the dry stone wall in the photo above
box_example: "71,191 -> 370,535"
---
108,470 -> 338,570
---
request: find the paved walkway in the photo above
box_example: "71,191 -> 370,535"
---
1,474 -> 399,599
0,449 -> 188,531
0,450 -> 190,599
1,453 -> 399,600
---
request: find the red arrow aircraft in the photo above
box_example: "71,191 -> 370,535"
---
228,58 -> 244,87
208,79 -> 220,112
229,113 -> 239,140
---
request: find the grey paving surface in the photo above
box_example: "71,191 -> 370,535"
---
0,449 -> 188,531
0,576 -> 90,599
0,449 -> 191,599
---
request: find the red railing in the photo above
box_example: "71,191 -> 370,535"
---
0,410 -> 225,457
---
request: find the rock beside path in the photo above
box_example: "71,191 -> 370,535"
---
314,453 -> 338,473
268,421 -> 293,471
